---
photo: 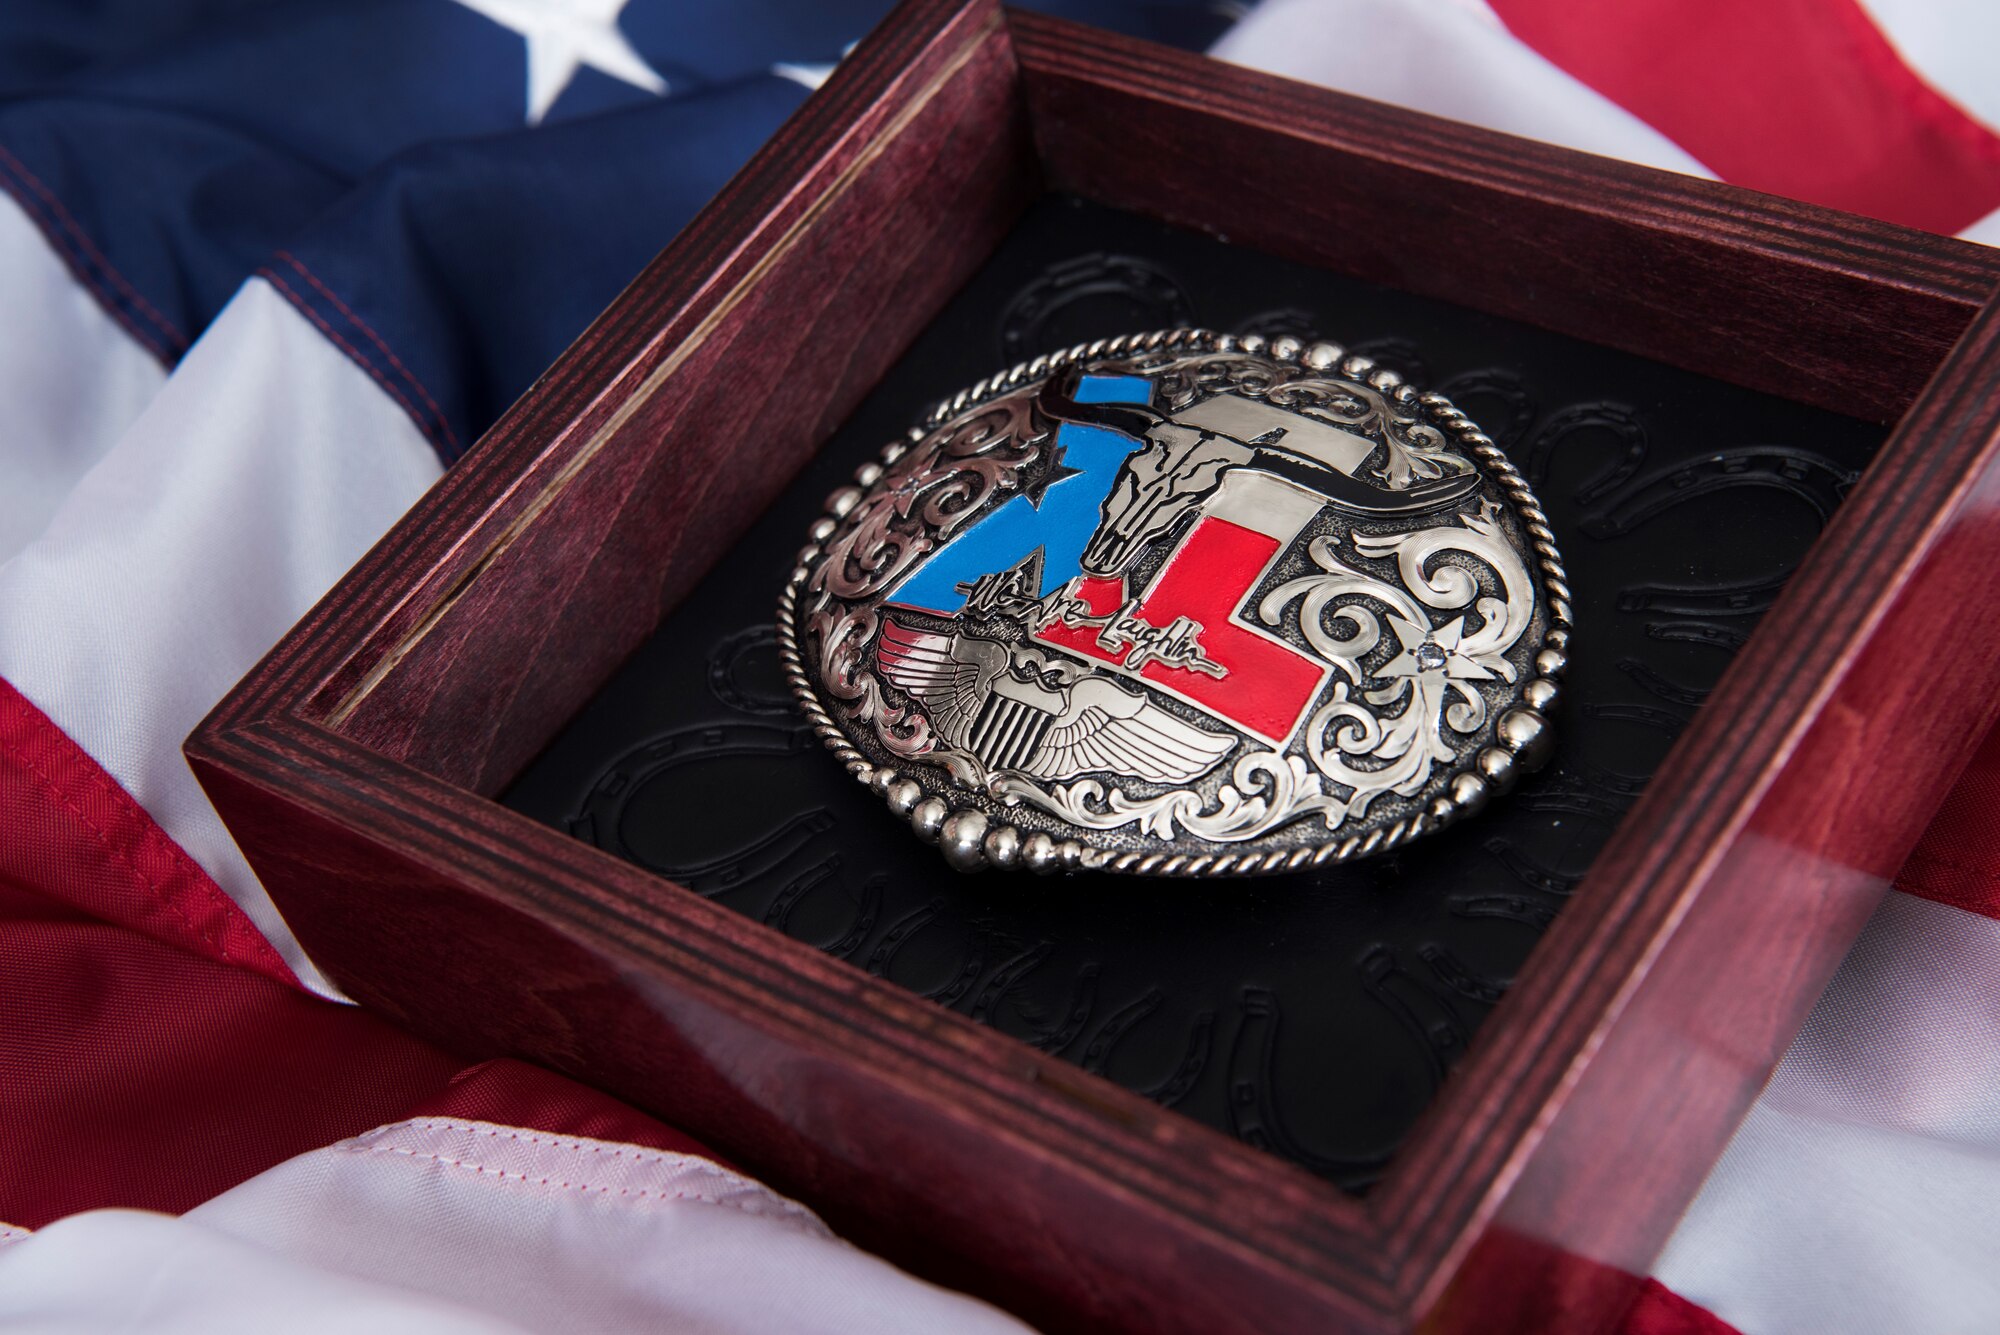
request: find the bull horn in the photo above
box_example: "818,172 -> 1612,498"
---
1249,452 -> 1483,516
1035,365 -> 1166,441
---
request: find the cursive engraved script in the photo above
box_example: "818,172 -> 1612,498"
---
956,557 -> 1045,618
1035,580 -> 1228,678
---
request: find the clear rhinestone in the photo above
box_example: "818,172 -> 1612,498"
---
1415,643 -> 1448,672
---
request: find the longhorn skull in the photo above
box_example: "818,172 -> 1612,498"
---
1081,420 -> 1252,577
1037,366 -> 1480,578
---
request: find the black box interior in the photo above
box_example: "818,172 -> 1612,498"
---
502,195 -> 1883,1192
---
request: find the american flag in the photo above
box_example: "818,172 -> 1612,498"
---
2,2 -> 1995,1331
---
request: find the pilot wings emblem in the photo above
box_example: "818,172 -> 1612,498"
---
876,619 -> 1234,783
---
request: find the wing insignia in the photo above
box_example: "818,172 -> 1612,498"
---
876,620 -> 1234,784
875,619 -> 1005,749
1020,674 -> 1233,783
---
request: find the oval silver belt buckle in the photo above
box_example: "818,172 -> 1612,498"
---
780,330 -> 1569,875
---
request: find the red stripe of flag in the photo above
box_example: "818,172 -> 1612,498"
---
1487,0 -> 2000,234
0,676 -> 296,988
0,897 -> 464,1228
0,676 -> 723,1229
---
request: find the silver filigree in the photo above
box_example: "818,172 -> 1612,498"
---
778,329 -> 1570,876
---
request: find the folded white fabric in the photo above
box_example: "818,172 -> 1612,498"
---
0,1117 -> 1031,1335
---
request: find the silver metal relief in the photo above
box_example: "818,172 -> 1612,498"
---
779,329 -> 1569,875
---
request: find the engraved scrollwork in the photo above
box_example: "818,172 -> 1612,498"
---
981,500 -> 1537,843
994,747 -> 1349,844
809,606 -> 934,760
1262,501 -> 1538,821
778,329 -> 1568,875
810,388 -> 1045,604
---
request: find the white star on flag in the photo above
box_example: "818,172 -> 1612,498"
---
451,0 -> 668,125
773,42 -> 855,92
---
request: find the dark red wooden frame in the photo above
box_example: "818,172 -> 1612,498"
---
189,3 -> 2000,1331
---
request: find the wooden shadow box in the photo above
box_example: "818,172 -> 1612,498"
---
189,2 -> 2000,1330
